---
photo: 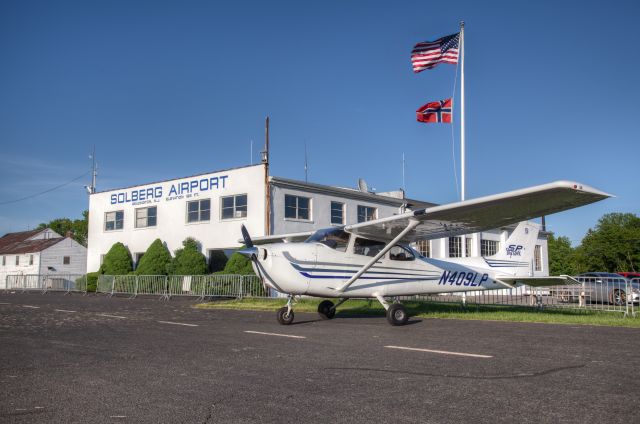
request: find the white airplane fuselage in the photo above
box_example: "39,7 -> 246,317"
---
252,241 -> 528,298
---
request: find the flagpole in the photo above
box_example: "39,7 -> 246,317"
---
460,21 -> 465,202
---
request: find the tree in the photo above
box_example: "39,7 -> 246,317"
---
168,238 -> 207,275
102,242 -> 133,275
135,239 -> 172,275
576,213 -> 640,272
37,210 -> 89,246
221,247 -> 255,275
547,234 -> 579,275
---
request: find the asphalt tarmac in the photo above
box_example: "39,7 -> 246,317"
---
1,292 -> 639,424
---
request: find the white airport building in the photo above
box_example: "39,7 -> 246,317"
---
86,163 -> 549,275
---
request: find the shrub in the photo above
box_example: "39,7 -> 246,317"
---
221,247 -> 255,275
208,250 -> 228,273
168,237 -> 207,275
75,272 -> 99,292
102,242 -> 133,275
135,239 -> 172,275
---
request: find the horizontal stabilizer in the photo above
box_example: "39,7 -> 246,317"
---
498,275 -> 580,287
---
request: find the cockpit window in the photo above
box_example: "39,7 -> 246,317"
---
389,245 -> 415,261
305,227 -> 350,252
354,238 -> 386,257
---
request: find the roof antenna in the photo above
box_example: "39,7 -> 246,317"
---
304,142 -> 308,182
402,152 -> 406,193
85,145 -> 97,194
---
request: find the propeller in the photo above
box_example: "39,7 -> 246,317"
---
239,225 -> 268,293
238,225 -> 258,258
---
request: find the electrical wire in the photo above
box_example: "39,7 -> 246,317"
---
0,171 -> 90,206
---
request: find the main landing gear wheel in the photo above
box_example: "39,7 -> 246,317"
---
277,307 -> 294,325
317,300 -> 336,320
386,303 -> 409,326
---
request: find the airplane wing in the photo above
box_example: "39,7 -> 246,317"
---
498,275 -> 580,287
239,230 -> 316,245
344,180 -> 611,243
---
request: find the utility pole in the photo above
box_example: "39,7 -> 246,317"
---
262,117 -> 271,236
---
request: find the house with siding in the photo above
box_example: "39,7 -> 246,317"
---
0,228 -> 87,289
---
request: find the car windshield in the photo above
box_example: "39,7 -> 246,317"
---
305,227 -> 350,252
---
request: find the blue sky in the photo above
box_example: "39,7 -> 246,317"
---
1,0 -> 638,244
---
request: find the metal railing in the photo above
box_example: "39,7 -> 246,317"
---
404,278 -> 638,317
95,274 -> 269,300
4,274 -> 88,294
4,272 -> 638,317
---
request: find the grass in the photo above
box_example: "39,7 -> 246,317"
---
196,298 -> 640,328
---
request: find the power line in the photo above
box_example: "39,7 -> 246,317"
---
0,171 -> 90,206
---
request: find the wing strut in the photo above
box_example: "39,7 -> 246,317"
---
334,219 -> 420,293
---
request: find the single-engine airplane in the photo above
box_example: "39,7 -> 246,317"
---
239,181 -> 611,326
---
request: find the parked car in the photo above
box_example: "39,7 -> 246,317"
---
617,272 -> 640,280
574,272 -> 640,305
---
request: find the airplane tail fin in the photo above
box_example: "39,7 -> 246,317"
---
484,221 -> 540,276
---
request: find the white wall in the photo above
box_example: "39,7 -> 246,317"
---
271,186 -> 403,234
39,238 -> 87,276
87,165 -> 266,272
0,253 -> 40,288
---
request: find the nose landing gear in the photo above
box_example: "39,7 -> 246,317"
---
277,294 -> 296,325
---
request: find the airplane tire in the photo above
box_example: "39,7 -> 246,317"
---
276,307 -> 294,325
317,300 -> 336,320
386,304 -> 409,326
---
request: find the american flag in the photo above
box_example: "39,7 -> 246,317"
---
416,99 -> 453,123
411,32 -> 460,73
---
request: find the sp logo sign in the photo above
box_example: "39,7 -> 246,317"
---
506,244 -> 523,257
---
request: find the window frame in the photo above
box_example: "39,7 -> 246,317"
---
63,256 -> 71,265
284,194 -> 312,221
414,240 -> 430,258
330,201 -> 345,225
448,237 -> 462,258
104,210 -> 124,232
221,194 -> 248,220
186,198 -> 211,223
357,205 -> 377,223
481,239 -> 499,257
534,245 -> 542,272
135,206 -> 158,229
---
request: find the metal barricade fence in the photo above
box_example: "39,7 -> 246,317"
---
112,275 -> 138,297
96,275 -> 115,295
136,275 -> 168,298
5,274 -> 87,294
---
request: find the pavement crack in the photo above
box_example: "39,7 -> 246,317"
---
325,364 -> 586,380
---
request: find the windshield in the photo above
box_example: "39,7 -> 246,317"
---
305,227 -> 350,252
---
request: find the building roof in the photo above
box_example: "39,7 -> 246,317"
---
0,229 -> 64,255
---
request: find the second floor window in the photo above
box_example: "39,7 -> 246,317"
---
105,211 -> 124,231
187,199 -> 211,223
29,255 -> 33,265
135,206 -> 157,228
285,195 -> 310,220
221,194 -> 248,219
63,256 -> 71,265
331,201 -> 344,225
357,205 -> 377,223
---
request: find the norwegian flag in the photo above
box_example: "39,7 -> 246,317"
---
416,99 -> 453,123
411,33 -> 460,73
